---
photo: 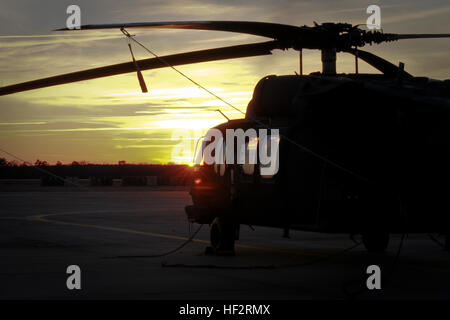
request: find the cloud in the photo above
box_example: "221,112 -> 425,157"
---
382,5 -> 450,25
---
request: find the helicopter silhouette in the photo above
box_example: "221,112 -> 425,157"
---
1,21 -> 450,254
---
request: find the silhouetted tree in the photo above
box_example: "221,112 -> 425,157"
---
34,159 -> 49,167
8,160 -> 19,167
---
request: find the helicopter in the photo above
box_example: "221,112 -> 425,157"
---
1,21 -> 450,254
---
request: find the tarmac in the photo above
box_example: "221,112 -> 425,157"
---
1,186 -> 450,299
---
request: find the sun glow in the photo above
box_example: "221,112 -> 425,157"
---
153,118 -> 226,129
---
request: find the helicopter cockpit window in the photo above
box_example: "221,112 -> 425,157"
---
242,136 -> 258,175
199,128 -> 224,168
214,141 -> 226,176
259,135 -> 280,179
194,136 -> 205,166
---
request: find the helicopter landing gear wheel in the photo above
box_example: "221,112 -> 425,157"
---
208,217 -> 237,255
362,232 -> 390,253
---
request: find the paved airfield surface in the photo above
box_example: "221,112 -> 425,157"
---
1,188 -> 450,299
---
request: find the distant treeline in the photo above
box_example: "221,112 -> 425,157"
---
0,158 -> 193,186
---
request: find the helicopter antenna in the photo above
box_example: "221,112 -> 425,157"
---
299,49 -> 303,75
216,109 -> 230,121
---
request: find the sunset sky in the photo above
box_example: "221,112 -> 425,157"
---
1,0 -> 450,164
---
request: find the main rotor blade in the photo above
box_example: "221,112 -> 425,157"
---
57,21 -> 450,49
393,33 -> 450,40
56,21 -> 307,40
0,40 -> 281,96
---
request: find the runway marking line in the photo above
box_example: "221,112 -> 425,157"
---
23,213 -> 450,274
29,212 -> 324,257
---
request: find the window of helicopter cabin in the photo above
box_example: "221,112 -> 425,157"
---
259,135 -> 280,179
242,136 -> 258,175
198,128 -> 223,168
213,141 -> 226,177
